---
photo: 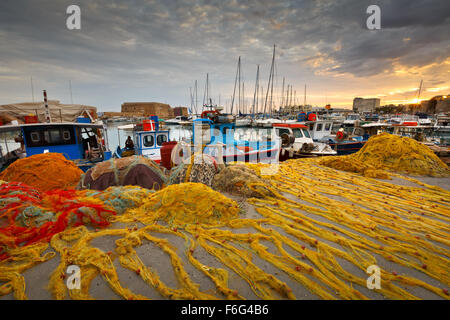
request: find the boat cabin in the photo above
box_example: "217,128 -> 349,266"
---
0,121 -> 111,171
115,117 -> 170,163
193,119 -> 279,163
303,121 -> 333,140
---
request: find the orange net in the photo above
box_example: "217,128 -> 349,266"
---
0,153 -> 83,191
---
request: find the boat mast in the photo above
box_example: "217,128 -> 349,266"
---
194,80 -> 198,115
189,86 -> 194,114
252,64 -> 259,117
207,73 -> 209,106
263,45 -> 276,119
281,77 -> 285,111
304,84 -> 306,106
230,56 -> 240,115
242,82 -> 245,115
417,79 -> 423,102
238,58 -> 241,115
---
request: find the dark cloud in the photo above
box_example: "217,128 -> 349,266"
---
0,0 -> 449,109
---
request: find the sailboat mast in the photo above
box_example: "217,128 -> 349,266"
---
281,77 -> 285,110
206,73 -> 209,105
263,45 -> 276,118
190,87 -> 193,113
195,80 -> 198,114
69,80 -> 73,104
417,79 -> 423,102
252,65 -> 259,117
238,58 -> 241,115
230,56 -> 240,115
304,84 -> 306,106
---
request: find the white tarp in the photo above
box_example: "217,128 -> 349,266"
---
0,100 -> 97,123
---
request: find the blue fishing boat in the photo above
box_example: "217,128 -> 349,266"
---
114,115 -> 170,164
0,117 -> 112,172
192,119 -> 280,164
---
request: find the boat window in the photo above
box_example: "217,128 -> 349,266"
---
325,123 -> 331,131
62,130 -> 71,141
309,123 -> 314,131
23,125 -> 76,147
30,131 -> 40,143
316,123 -> 323,131
49,129 -> 62,144
277,128 -> 291,136
302,129 -> 311,138
143,134 -> 154,147
156,134 -> 167,146
292,129 -> 303,138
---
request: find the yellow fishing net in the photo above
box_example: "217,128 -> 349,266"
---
319,133 -> 449,178
116,182 -> 240,227
1,159 -> 449,300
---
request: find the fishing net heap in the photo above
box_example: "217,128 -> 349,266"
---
352,133 -> 449,176
212,164 -> 275,198
318,156 -> 391,179
1,158 -> 449,300
0,153 -> 83,191
120,182 -> 240,227
319,133 -> 449,178
78,156 -> 167,191
168,153 -> 221,187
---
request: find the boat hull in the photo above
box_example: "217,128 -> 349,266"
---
328,141 -> 366,155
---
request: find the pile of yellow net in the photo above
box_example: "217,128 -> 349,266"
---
120,182 -> 240,227
1,158 -> 449,300
317,156 -> 390,179
0,153 -> 83,191
212,164 -> 275,198
319,133 -> 449,178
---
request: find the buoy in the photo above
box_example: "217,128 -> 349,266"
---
297,112 -> 307,122
307,112 -> 317,121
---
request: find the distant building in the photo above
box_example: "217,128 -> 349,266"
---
173,106 -> 188,117
352,98 -> 380,112
121,102 -> 188,119
419,95 -> 450,114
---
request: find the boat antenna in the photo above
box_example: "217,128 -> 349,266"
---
30,76 -> 35,102
69,80 -> 73,104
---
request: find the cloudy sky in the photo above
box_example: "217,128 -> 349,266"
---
0,0 -> 449,112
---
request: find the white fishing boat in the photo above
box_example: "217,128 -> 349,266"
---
235,118 -> 252,127
165,116 -> 190,125
273,123 -> 336,160
255,118 -> 280,128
